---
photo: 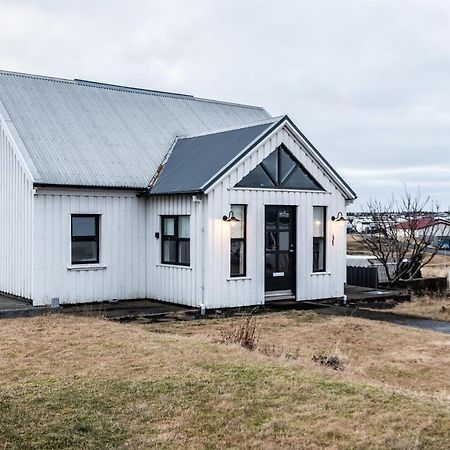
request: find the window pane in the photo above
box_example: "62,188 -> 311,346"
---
279,253 -> 290,272
178,240 -> 190,265
265,253 -> 276,275
265,207 -> 277,230
313,207 -> 325,237
279,231 -> 290,251
313,237 -> 325,272
231,240 -> 245,276
279,209 -> 290,229
230,205 -> 245,239
235,164 -> 276,188
163,240 -> 176,262
281,166 -> 322,190
163,218 -> 175,236
280,149 -> 296,182
260,150 -> 278,183
266,231 -> 277,251
72,241 -> 98,263
72,216 -> 96,237
178,216 -> 190,238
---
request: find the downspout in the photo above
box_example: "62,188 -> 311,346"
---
193,195 -> 206,315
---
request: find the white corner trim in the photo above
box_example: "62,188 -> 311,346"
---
67,264 -> 107,271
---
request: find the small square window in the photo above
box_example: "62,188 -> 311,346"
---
71,215 -> 100,264
161,216 -> 190,266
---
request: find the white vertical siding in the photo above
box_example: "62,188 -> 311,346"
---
33,190 -> 147,306
33,191 -> 204,307
0,119 -> 33,299
203,124 -> 348,308
145,195 -> 204,307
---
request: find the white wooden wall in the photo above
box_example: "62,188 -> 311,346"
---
203,124 -> 347,308
32,190 -> 204,307
0,119 -> 34,299
145,195 -> 204,307
33,189 -> 147,305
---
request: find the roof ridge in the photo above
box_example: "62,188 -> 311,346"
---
177,116 -> 281,140
0,69 -> 268,111
0,69 -> 75,85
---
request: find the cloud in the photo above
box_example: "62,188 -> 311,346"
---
0,0 -> 448,210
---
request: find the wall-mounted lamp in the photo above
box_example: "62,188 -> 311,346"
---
222,210 -> 240,225
331,212 -> 347,222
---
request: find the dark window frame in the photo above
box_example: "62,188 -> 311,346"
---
71,214 -> 100,265
312,206 -> 326,273
161,215 -> 190,266
235,144 -> 325,191
230,205 -> 247,277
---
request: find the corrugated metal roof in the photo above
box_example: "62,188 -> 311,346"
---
151,120 -> 278,195
0,70 -> 271,188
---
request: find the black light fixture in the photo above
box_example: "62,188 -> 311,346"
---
331,212 -> 347,222
222,210 -> 240,224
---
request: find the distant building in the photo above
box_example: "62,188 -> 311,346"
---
394,218 -> 450,248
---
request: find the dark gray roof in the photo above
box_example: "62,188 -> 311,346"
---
0,70 -> 270,188
151,119 -> 279,195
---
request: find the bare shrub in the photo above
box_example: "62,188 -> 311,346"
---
220,315 -> 260,351
259,344 -> 299,360
312,352 -> 345,371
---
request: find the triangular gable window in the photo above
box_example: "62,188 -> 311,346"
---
235,145 -> 324,190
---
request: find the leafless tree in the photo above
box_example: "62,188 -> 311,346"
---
351,190 -> 450,284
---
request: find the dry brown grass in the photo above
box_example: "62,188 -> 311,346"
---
163,311 -> 450,398
379,295 -> 450,323
0,312 -> 450,449
422,264 -> 450,279
348,235 -> 450,265
347,234 -> 373,255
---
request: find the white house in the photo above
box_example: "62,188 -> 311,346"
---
0,70 -> 356,308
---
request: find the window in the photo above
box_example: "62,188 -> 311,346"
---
230,205 -> 246,277
161,216 -> 190,266
235,145 -> 323,191
313,207 -> 326,272
71,215 -> 100,264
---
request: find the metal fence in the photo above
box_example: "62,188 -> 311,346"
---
347,266 -> 379,288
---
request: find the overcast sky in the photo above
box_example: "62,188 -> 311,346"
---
1,0 -> 449,210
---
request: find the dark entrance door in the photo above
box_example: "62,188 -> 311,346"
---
265,206 -> 296,295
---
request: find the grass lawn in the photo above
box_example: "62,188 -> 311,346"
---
366,295 -> 450,323
1,312 -> 450,449
347,235 -> 450,268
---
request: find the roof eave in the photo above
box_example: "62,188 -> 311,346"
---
201,115 -> 287,193
140,188 -> 204,197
